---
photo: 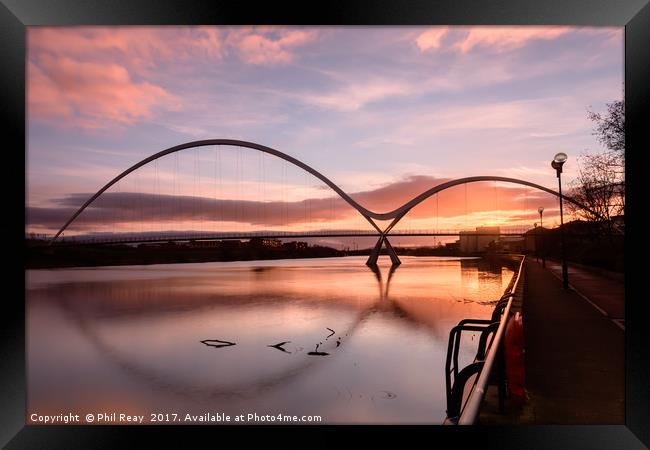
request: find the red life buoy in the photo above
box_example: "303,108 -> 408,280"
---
505,312 -> 526,408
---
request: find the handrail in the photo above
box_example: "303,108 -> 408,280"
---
456,255 -> 525,425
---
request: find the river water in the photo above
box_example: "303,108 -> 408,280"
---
26,256 -> 515,424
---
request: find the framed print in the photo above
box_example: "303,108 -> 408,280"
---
3,0 -> 649,447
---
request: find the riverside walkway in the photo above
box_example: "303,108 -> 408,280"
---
523,259 -> 624,423
543,259 -> 625,330
480,258 -> 624,424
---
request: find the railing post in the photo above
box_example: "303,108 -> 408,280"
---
452,256 -> 525,424
497,338 -> 507,413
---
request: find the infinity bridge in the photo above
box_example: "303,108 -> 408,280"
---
50,139 -> 595,266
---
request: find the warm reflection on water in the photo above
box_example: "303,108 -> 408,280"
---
27,256 -> 514,424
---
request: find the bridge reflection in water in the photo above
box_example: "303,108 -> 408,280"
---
27,256 -> 513,424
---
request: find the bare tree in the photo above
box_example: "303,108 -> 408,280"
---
587,100 -> 625,159
569,152 -> 624,231
568,100 -> 625,231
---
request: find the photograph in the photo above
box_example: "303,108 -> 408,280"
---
22,23 -> 629,428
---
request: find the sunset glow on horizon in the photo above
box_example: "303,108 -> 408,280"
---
26,26 -> 623,245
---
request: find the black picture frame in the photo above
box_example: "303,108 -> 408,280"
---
3,0 -> 648,447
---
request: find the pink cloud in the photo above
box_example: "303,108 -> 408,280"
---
28,27 -> 209,129
455,26 -> 571,53
303,79 -> 413,111
28,26 -> 316,70
415,28 -> 448,51
28,27 -> 225,71
226,28 -> 317,65
27,26 -> 318,128
28,62 -> 75,120
416,26 -> 571,54
28,56 -> 179,129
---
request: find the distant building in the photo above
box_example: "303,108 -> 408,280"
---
459,226 -> 500,253
218,239 -> 242,249
524,225 -> 564,253
187,240 -> 220,248
249,237 -> 282,248
524,226 -> 545,252
459,232 -> 478,253
445,240 -> 460,252
477,226 -> 500,251
282,241 -> 308,251
498,236 -> 525,253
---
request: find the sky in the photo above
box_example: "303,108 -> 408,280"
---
26,26 -> 623,246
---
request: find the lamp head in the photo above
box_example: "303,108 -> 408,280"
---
553,152 -> 568,164
551,152 -> 567,176
538,207 -> 544,214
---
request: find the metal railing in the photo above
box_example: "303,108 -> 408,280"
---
444,255 -> 526,425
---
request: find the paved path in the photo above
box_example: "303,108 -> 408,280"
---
522,259 -> 624,423
543,259 -> 625,330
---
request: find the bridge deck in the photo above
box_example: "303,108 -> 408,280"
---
49,230 -> 529,246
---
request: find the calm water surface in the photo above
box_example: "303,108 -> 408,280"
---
27,256 -> 514,424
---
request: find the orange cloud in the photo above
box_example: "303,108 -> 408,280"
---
349,176 -> 559,221
27,175 -> 565,235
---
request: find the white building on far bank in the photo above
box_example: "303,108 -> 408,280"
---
459,226 -> 500,253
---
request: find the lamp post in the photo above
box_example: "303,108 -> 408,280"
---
538,207 -> 545,268
551,152 -> 569,289
534,223 -> 538,262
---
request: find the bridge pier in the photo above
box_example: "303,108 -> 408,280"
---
366,234 -> 401,267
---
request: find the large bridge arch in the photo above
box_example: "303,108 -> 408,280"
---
52,139 -> 600,266
51,139 -> 382,241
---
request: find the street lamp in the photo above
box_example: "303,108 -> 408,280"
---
538,207 -> 545,268
551,152 -> 569,289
